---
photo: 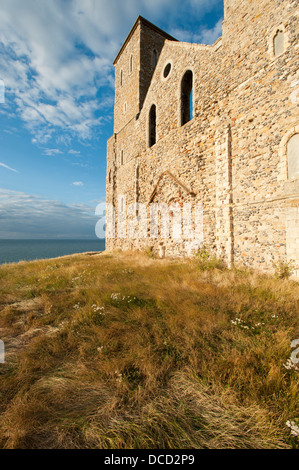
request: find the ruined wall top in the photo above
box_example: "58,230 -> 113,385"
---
113,16 -> 177,133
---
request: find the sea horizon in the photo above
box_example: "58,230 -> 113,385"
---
0,239 -> 105,265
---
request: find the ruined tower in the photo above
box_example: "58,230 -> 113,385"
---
106,0 -> 299,277
113,16 -> 177,134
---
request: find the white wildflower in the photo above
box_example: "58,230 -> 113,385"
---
92,304 -> 105,313
231,318 -> 251,330
114,371 -> 123,383
111,293 -> 121,301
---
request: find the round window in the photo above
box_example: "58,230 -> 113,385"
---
163,63 -> 171,78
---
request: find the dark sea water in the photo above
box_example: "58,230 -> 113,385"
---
0,239 -> 105,265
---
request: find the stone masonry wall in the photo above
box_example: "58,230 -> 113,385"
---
106,0 -> 299,278
113,24 -> 141,134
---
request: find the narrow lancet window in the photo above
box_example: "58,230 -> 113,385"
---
149,104 -> 156,148
130,55 -> 133,73
181,70 -> 193,126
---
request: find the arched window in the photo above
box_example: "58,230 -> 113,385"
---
130,55 -> 133,73
120,70 -> 123,86
180,70 -> 193,126
149,104 -> 156,148
153,49 -> 158,68
287,133 -> 299,179
273,30 -> 284,57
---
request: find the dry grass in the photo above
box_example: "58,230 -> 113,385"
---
0,251 -> 298,449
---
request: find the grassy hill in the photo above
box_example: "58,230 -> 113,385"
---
0,251 -> 298,449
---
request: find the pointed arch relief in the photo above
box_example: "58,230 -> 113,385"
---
148,172 -> 202,249
287,133 -> 299,180
149,171 -> 196,204
278,125 -> 299,183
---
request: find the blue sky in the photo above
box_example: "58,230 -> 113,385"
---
0,0 -> 224,239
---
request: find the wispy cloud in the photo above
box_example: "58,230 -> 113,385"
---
0,189 -> 98,239
42,148 -> 63,156
197,18 -> 223,44
0,162 -> 18,173
170,17 -> 223,45
0,0 -> 223,145
0,1 -> 114,144
72,181 -> 84,186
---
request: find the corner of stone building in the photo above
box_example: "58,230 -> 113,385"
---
106,0 -> 299,278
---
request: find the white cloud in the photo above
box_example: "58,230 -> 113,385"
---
0,162 -> 18,173
42,149 -> 63,156
0,0 -> 222,144
197,18 -> 223,44
72,163 -> 89,169
69,149 -> 81,155
72,181 -> 84,186
0,1 -> 114,143
170,17 -> 223,45
0,188 -> 99,239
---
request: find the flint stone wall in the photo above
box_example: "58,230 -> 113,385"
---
106,0 -> 299,277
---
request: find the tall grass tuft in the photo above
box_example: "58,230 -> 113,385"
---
0,251 -> 298,449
